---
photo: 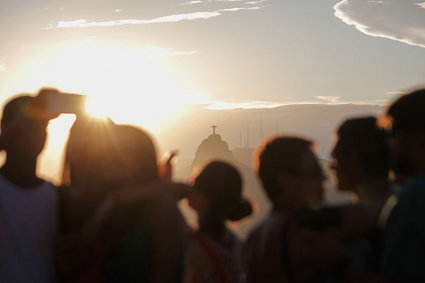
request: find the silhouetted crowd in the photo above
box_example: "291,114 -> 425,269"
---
1,87 -> 425,283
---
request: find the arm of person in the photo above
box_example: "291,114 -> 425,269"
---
289,217 -> 388,283
115,180 -> 190,207
337,199 -> 387,241
297,198 -> 387,242
145,194 -> 186,283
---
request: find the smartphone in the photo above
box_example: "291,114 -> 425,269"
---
38,88 -> 87,116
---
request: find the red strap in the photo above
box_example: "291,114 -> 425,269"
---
189,232 -> 232,283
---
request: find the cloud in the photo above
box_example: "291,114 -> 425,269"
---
212,0 -> 244,2
315,96 -> 342,104
246,0 -> 268,4
48,6 -> 262,29
314,95 -> 388,105
202,96 -> 386,110
334,0 -> 425,48
180,0 -> 203,5
180,0 -> 267,5
206,100 -> 285,110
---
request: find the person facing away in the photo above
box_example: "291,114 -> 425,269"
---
244,137 -> 344,283
331,116 -> 390,274
58,117 -> 185,283
381,88 -> 425,282
0,95 -> 58,283
184,161 -> 252,283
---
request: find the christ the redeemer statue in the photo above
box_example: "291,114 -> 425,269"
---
211,125 -> 218,134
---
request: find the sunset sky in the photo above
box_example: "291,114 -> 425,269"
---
0,0 -> 424,180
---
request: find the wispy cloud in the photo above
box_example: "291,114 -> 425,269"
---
180,0 -> 203,5
334,0 -> 425,48
246,0 -> 268,4
212,0 -> 245,2
315,96 -> 342,104
202,96 -> 386,110
206,100 -> 284,110
417,1 -> 425,8
48,6 -> 262,29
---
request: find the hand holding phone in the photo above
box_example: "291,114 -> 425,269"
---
36,88 -> 87,117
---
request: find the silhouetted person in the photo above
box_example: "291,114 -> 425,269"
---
382,88 -> 425,282
59,117 -> 185,283
332,117 -> 390,201
331,117 -> 390,274
0,95 -> 58,283
244,137 -> 341,283
184,161 -> 252,283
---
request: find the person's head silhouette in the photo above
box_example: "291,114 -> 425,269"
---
256,137 -> 325,209
331,117 -> 389,197
189,161 -> 252,226
0,95 -> 51,187
385,88 -> 425,178
1,95 -> 49,162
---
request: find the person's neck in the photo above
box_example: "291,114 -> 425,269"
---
199,217 -> 227,244
0,155 -> 42,188
356,178 -> 390,203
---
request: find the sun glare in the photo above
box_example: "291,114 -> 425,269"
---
17,38 -> 209,131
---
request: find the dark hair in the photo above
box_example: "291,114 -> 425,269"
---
2,96 -> 33,123
114,124 -> 158,185
194,161 -> 252,221
334,117 -> 389,178
63,119 -> 158,193
387,89 -> 425,134
256,137 -> 313,202
63,117 -> 119,191
1,95 -> 44,124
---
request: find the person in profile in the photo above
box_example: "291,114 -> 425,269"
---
58,117 -> 185,283
0,95 -> 58,283
244,137 -> 341,283
381,88 -> 425,282
331,116 -> 390,274
184,161 -> 252,283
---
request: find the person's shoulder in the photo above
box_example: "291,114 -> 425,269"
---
246,211 -> 288,244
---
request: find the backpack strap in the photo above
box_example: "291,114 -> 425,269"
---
189,232 -> 232,283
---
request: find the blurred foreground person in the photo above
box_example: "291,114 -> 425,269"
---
382,88 -> 425,282
331,117 -> 390,275
245,137 -> 341,283
185,161 -> 252,283
59,117 -> 185,283
0,94 -> 58,283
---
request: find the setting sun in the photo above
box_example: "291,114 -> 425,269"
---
13,38 -> 209,131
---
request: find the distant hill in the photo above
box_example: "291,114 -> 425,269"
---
159,103 -> 383,166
